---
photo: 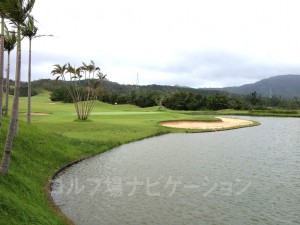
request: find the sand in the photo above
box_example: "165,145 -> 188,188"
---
160,117 -> 254,130
30,112 -> 50,116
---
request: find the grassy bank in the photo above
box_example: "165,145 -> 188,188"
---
1,94 -> 222,225
184,109 -> 300,117
0,118 -> 93,224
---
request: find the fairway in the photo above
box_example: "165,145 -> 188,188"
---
17,94 -> 229,142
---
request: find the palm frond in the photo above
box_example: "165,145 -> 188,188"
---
1,0 -> 35,25
22,14 -> 37,38
51,63 -> 67,76
4,26 -> 17,52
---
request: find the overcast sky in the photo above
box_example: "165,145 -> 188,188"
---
5,0 -> 300,87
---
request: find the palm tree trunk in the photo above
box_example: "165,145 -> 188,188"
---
0,24 -> 21,175
0,16 -> 4,128
27,38 -> 32,124
5,51 -> 10,116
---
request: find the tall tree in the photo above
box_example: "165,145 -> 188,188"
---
22,15 -> 52,124
0,13 -> 5,127
22,15 -> 36,125
0,0 -> 35,175
3,26 -> 17,116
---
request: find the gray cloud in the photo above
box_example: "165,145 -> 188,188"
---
5,50 -> 105,82
4,48 -> 300,89
146,50 -> 300,88
8,0 -> 299,89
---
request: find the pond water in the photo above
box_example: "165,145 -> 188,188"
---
51,117 -> 300,225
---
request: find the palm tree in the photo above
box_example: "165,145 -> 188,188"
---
0,13 -> 5,127
0,0 -> 35,175
3,26 -> 17,116
22,15 -> 52,124
65,63 -> 81,119
22,15 -> 36,125
51,63 -> 67,80
52,61 -> 106,120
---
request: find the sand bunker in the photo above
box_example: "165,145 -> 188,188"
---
160,117 -> 254,130
30,112 -> 50,116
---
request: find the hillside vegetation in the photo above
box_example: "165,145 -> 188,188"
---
15,76 -> 300,111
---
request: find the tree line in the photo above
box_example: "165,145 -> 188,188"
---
97,90 -> 300,110
48,79 -> 300,111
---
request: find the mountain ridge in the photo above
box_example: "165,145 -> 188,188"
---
207,74 -> 300,99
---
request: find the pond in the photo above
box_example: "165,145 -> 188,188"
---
51,117 -> 300,225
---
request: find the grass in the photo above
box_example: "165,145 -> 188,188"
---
0,118 -> 85,225
0,94 -> 223,225
184,109 -> 300,117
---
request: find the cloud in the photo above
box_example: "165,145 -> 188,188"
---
138,50 -> 300,87
4,45 -> 300,89
4,0 -> 300,88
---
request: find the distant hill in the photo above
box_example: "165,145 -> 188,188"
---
217,75 -> 300,99
29,74 -> 300,99
99,80 -> 223,96
26,78 -> 224,97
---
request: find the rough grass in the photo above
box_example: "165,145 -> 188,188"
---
1,94 -> 220,225
0,118 -> 83,225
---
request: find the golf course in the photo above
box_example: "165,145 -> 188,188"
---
1,1 -> 300,224
0,92 -> 258,225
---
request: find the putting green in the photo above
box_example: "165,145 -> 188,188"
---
90,111 -> 162,115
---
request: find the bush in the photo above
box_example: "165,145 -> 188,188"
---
50,86 -> 73,103
9,85 -> 38,97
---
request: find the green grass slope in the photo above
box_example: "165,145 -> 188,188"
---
0,118 -> 84,225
